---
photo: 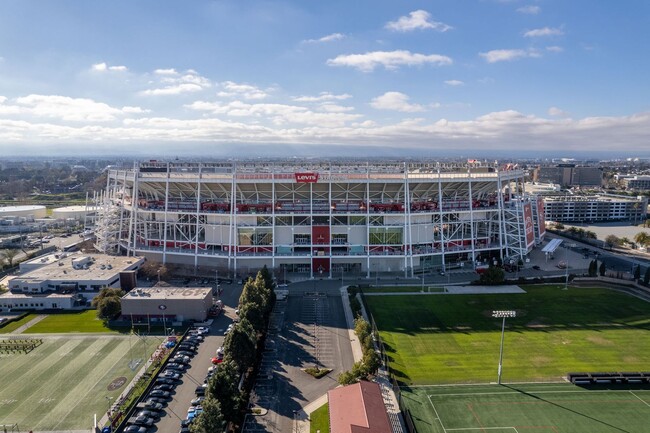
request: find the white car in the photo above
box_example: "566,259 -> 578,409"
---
196,326 -> 209,335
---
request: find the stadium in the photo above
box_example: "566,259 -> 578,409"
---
97,161 -> 545,278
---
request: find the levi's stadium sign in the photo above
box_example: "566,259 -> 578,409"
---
294,172 -> 319,183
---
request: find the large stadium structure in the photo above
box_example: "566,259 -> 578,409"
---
98,161 -> 545,278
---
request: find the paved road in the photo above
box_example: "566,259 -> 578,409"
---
152,282 -> 242,433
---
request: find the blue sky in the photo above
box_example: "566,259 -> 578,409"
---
0,0 -> 648,157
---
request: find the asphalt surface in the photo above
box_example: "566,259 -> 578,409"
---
243,281 -> 354,433
150,282 -> 242,433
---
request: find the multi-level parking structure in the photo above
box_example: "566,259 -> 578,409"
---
97,161 -> 545,279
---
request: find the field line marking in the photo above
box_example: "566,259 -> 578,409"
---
446,428 -> 517,432
427,394 -> 448,433
428,389 -> 642,398
629,391 -> 650,408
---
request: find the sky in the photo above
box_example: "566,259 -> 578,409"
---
0,0 -> 648,158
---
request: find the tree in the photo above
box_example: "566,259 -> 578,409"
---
223,318 -> 256,372
644,267 -> 650,285
479,266 -> 505,285
239,279 -> 267,313
588,260 -> 598,277
338,370 -> 357,385
139,260 -> 169,281
0,249 -> 20,268
91,288 -> 126,306
96,296 -> 122,320
634,232 -> 650,248
208,360 -> 242,423
239,302 -> 265,334
634,265 -> 641,281
354,316 -> 371,345
190,396 -> 225,433
604,235 -> 620,249
599,262 -> 606,276
362,347 -> 381,375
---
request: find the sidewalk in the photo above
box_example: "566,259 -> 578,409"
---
11,314 -> 47,334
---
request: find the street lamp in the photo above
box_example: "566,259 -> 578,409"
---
492,310 -> 516,385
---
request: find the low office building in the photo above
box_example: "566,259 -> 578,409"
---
622,175 -> 650,190
120,287 -> 213,322
0,292 -> 80,311
543,194 -> 648,222
6,253 -> 144,294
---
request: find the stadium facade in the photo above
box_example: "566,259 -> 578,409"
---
97,161 -> 545,279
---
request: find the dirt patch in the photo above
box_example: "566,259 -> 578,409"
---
585,335 -> 614,346
531,356 -> 552,367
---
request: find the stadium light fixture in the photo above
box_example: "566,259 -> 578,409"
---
492,310 -> 516,384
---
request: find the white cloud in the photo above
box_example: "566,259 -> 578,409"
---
524,27 -> 564,38
327,50 -> 452,72
517,5 -> 541,14
370,92 -> 425,113
122,106 -> 151,114
548,106 -> 569,117
293,92 -> 352,102
141,70 -> 211,96
154,68 -> 179,75
12,94 -> 137,121
385,10 -> 452,32
217,81 -> 269,100
480,49 -> 535,63
91,62 -> 128,72
141,83 -> 204,96
444,80 -> 464,86
318,103 -> 354,113
303,33 -> 345,43
546,46 -> 564,52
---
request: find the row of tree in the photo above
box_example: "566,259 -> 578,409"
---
587,260 -> 606,277
605,232 -> 650,249
338,316 -> 381,385
191,266 -> 276,433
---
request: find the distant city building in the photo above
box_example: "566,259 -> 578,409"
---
543,194 -> 647,223
622,175 -> 650,190
533,164 -> 602,187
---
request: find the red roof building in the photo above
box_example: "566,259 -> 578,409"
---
327,381 -> 392,433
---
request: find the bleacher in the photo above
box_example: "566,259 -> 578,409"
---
568,372 -> 650,385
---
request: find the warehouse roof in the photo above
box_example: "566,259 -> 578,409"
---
124,287 -> 211,300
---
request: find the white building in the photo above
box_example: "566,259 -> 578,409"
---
98,161 -> 546,278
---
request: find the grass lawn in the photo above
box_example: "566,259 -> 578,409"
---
310,403 -> 329,433
24,310 -> 124,334
402,383 -> 650,433
0,314 -> 37,333
365,285 -> 650,385
0,334 -> 163,430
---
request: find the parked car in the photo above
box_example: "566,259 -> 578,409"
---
143,397 -> 167,406
149,390 -> 171,399
138,400 -> 164,411
172,355 -> 191,364
154,384 -> 174,392
166,363 -> 187,371
195,385 -> 206,396
155,377 -> 178,385
136,410 -> 161,420
124,425 -> 148,433
129,416 -> 154,427
177,350 -> 195,358
190,397 -> 205,406
162,371 -> 181,379
196,326 -> 209,335
532,265 -> 541,270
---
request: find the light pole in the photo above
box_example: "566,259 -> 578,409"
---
563,246 -> 569,290
492,310 -> 516,385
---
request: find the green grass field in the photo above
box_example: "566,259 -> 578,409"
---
24,310 -> 123,334
365,285 -> 650,385
0,314 -> 37,333
0,335 -> 163,431
310,403 -> 330,433
362,286 -> 445,293
402,383 -> 650,433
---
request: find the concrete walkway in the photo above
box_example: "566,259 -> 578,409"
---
340,286 -> 364,363
11,314 -> 47,334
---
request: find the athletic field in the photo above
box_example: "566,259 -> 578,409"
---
365,285 -> 650,384
401,383 -> 650,433
0,334 -> 162,431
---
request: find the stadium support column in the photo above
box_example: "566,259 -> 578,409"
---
310,180 -> 313,280
161,162 -> 171,265
468,168 -> 476,267
230,163 -> 237,277
365,162 -> 371,279
437,168 -> 446,273
403,162 -> 412,278
130,162 -> 140,258
496,169 -> 506,261
271,163 -> 276,272
328,163 -> 332,279
194,164 -> 202,268
118,169 -> 128,255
